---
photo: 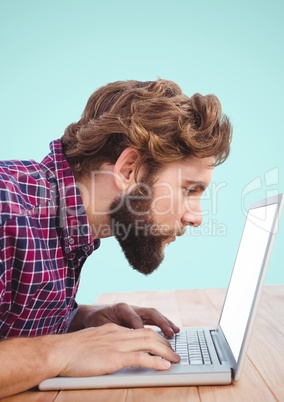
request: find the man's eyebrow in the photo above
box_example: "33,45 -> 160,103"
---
183,179 -> 207,191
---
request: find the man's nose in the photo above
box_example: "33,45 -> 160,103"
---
181,206 -> 203,227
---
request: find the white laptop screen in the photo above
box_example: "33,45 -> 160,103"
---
219,202 -> 278,361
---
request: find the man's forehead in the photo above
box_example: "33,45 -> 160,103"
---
163,157 -> 214,180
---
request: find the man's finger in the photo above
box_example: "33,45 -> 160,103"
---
113,303 -> 144,329
131,306 -> 180,337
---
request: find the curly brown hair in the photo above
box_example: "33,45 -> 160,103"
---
61,79 -> 232,178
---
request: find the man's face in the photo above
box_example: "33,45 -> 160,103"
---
109,156 -> 214,275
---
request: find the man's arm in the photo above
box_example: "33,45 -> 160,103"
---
0,334 -> 61,397
0,323 -> 180,398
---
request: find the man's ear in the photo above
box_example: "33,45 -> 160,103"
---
113,147 -> 141,191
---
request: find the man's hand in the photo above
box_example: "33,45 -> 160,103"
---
59,323 -> 180,377
0,323 -> 180,398
69,303 -> 180,338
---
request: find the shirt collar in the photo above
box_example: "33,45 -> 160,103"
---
42,139 -> 97,254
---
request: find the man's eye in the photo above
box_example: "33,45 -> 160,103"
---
184,186 -> 205,197
185,188 -> 197,196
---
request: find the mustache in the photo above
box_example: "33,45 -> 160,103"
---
164,226 -> 186,239
114,220 -> 186,240
175,226 -> 186,237
109,219 -> 187,241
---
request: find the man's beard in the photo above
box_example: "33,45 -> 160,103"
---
109,180 -> 178,275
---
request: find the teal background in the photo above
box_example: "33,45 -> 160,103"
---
1,0 -> 283,304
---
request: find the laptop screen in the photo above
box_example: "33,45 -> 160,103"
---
219,202 -> 279,362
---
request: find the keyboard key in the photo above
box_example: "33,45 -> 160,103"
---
189,359 -> 203,365
161,329 -> 212,366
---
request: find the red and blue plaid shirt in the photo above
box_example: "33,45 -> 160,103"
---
0,139 -> 100,338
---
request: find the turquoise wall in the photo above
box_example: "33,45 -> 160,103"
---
1,0 -> 283,303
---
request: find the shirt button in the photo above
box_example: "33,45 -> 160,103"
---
69,237 -> 75,245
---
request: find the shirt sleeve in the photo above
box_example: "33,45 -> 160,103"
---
0,255 -> 5,307
0,214 -> 78,337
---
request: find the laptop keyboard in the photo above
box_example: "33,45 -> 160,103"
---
164,329 -> 212,365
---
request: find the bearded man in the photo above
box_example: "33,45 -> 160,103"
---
0,79 -> 231,397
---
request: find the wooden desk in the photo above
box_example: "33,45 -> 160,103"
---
2,285 -> 284,402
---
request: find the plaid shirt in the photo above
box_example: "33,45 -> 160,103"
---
0,139 -> 100,338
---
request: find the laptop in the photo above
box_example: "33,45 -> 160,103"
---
39,193 -> 284,390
